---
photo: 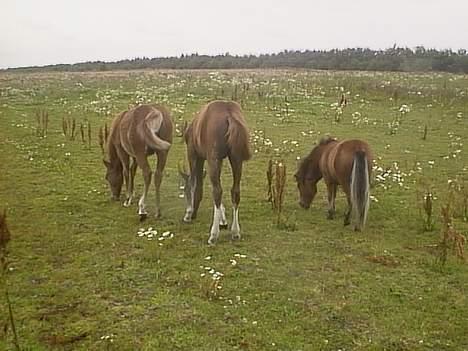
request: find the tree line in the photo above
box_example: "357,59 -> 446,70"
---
6,47 -> 468,73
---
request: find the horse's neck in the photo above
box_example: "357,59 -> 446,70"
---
107,140 -> 121,169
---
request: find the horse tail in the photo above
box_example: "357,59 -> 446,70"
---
143,109 -> 171,151
226,109 -> 252,161
350,150 -> 370,231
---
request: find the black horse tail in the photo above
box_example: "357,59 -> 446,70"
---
350,150 -> 370,231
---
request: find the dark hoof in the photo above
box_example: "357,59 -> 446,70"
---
139,214 -> 148,222
343,221 -> 350,226
327,212 -> 335,220
220,224 -> 229,230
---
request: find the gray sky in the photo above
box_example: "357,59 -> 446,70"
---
1,0 -> 467,69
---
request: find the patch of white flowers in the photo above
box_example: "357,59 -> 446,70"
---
399,104 -> 411,114
137,227 -> 174,246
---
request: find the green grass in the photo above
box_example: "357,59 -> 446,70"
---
0,69 -> 467,350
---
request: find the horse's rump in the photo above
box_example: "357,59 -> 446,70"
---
109,105 -> 171,159
226,107 -> 251,161
190,101 -> 251,161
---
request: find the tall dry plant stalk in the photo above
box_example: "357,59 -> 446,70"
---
87,121 -> 92,148
70,118 -> 76,141
62,116 -> 68,137
438,204 -> 466,265
423,190 -> 435,231
266,159 -> 273,203
339,93 -> 347,108
422,124 -> 428,140
0,210 -> 20,351
272,161 -> 287,225
98,126 -> 105,154
80,123 -> 85,143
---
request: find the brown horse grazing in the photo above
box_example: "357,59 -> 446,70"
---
295,137 -> 373,231
179,100 -> 251,245
104,104 -> 173,220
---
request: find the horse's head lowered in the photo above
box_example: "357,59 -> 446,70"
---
103,159 -> 123,201
294,137 -> 336,208
294,167 -> 318,209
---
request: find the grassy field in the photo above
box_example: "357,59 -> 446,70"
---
0,69 -> 467,350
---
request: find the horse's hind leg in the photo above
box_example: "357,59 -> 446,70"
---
124,157 -> 137,207
229,156 -> 243,240
136,155 -> 152,221
207,158 -> 223,245
343,184 -> 352,226
326,183 -> 337,219
154,151 -> 168,219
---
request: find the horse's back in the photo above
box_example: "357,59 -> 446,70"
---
113,104 -> 173,157
333,140 -> 372,184
192,100 -> 249,160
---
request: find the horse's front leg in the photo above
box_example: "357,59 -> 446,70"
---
183,156 -> 204,223
116,148 -> 132,207
124,157 -> 137,207
136,155 -> 152,221
326,182 -> 337,220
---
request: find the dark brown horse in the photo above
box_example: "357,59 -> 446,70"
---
180,100 -> 251,245
295,137 -> 373,231
104,104 -> 173,220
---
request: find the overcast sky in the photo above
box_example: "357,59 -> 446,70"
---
1,0 -> 467,69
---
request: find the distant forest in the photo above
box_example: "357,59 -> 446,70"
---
6,47 -> 468,73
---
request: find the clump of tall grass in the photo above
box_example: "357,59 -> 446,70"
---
35,109 -> 48,137
0,210 -> 20,351
62,116 -> 76,140
437,204 -> 466,265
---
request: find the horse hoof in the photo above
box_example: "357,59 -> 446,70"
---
154,212 -> 161,219
220,224 -> 228,230
139,213 -> 148,222
208,238 -> 217,246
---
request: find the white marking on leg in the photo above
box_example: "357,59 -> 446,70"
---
220,203 -> 227,226
138,194 -> 147,215
231,207 -> 240,240
208,205 -> 221,245
124,192 -> 134,207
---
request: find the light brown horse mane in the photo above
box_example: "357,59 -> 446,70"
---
296,136 -> 337,181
